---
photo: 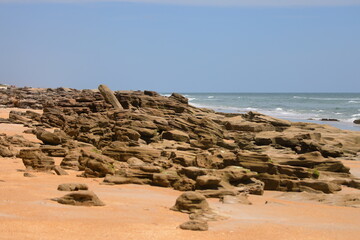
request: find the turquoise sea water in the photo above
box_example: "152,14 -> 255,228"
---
163,93 -> 360,131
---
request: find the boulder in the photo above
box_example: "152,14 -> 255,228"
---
52,191 -> 105,206
171,191 -> 210,213
98,84 -> 123,110
18,148 -> 55,171
354,119 -> 360,124
36,130 -> 62,145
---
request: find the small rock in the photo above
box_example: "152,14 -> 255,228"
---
23,172 -> 36,178
57,183 -> 89,191
179,220 -> 208,231
52,191 -> 105,206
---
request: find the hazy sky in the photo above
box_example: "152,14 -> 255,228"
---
0,1 -> 359,92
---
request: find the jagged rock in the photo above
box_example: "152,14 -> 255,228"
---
18,148 -> 55,171
171,191 -> 210,213
179,220 -> 208,231
52,191 -> 105,206
57,183 -> 88,191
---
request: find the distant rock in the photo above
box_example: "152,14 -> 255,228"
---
57,183 -> 88,191
321,118 -> 339,122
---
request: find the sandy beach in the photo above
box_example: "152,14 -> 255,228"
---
1,108 -> 360,240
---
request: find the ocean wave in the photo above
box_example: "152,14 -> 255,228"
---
293,96 -> 360,101
352,113 -> 360,117
208,96 -> 214,99
160,94 -> 171,97
188,97 -> 197,101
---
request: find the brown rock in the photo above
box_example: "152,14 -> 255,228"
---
79,149 -> 115,177
179,220 -> 208,231
54,166 -> 69,176
52,190 -> 105,206
18,148 -> 55,171
57,183 -> 89,191
171,191 -> 210,213
98,84 -> 123,110
162,130 -> 190,143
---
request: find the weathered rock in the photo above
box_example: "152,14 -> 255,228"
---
54,166 -> 69,176
127,157 -> 145,167
196,175 -> 221,189
52,191 -> 105,206
98,84 -> 123,110
57,183 -> 88,191
18,148 -> 55,171
354,119 -> 360,124
162,130 -> 190,143
0,145 -> 14,157
40,145 -> 68,157
36,130 -> 62,145
171,191 -> 210,213
103,175 -> 150,185
79,150 -> 115,177
60,150 -> 81,170
179,220 -> 208,231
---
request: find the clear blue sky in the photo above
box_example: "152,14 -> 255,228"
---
0,1 -> 359,92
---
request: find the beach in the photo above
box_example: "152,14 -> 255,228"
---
0,87 -> 360,240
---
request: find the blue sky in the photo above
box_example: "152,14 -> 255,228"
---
0,1 -> 359,92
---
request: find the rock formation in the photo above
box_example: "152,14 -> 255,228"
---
0,85 -> 359,198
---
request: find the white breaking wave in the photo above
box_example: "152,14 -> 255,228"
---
208,96 -> 214,99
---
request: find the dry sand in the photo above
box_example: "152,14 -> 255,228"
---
1,108 -> 360,240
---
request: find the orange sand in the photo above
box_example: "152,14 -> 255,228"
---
0,108 -> 359,240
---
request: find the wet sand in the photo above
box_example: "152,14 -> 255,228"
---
0,109 -> 360,240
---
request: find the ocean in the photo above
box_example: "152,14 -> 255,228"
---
163,93 -> 360,131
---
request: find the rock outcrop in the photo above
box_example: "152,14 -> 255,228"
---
1,85 -> 359,198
